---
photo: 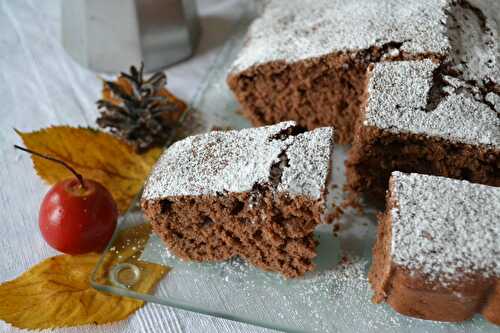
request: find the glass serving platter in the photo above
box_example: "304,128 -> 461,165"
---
91,2 -> 496,332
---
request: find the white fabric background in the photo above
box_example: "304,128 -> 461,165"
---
0,0 -> 274,332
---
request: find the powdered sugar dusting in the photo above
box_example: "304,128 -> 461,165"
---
364,60 -> 500,147
390,172 -> 500,284
230,0 -> 450,73
447,0 -> 499,85
485,92 -> 500,112
142,122 -> 334,200
278,127 -> 334,198
364,0 -> 500,147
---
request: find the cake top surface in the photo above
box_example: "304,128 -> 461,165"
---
446,0 -> 500,85
390,172 -> 500,284
364,59 -> 500,147
230,0 -> 450,72
278,127 -> 333,196
142,122 -> 333,200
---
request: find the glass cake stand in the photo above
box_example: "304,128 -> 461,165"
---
91,2 -> 496,332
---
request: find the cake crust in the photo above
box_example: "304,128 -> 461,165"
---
369,172 -> 500,324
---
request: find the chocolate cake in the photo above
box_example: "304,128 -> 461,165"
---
346,58 -> 499,202
141,121 -> 334,278
229,0 -> 499,202
227,0 -> 451,143
345,0 -> 499,201
369,172 -> 500,324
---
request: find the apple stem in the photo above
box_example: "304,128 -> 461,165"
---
14,145 -> 86,189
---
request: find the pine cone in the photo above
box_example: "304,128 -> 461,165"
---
96,64 -> 186,153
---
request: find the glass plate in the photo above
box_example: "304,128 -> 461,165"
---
91,3 -> 496,332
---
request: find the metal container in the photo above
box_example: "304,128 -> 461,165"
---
62,0 -> 200,73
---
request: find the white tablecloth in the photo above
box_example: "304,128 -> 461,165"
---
0,0 -> 274,332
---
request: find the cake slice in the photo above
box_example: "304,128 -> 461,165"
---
369,172 -> 500,324
227,0 -> 451,143
346,59 -> 499,202
345,0 -> 500,202
141,121 -> 334,278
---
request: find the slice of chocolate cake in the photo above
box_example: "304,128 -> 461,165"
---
369,172 -> 500,325
346,59 -> 499,202
338,0 -> 499,202
227,0 -> 451,143
141,122 -> 334,278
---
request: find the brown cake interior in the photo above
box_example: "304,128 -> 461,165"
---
346,125 -> 500,203
227,47 -> 430,144
369,179 -> 500,324
142,189 -> 324,278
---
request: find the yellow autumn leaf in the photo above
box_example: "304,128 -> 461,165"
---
16,127 -> 162,213
0,224 -> 168,330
